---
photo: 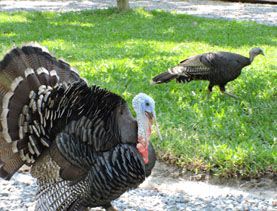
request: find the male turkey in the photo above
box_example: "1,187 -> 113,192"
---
0,44 -> 161,210
152,48 -> 264,98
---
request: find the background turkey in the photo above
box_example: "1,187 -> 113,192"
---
0,44 -> 161,210
152,48 -> 264,98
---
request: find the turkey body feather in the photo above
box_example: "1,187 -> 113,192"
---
0,44 -> 156,210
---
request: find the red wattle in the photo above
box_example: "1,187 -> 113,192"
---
136,142 -> 149,164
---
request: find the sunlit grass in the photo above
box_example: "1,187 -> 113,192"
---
0,13 -> 28,23
0,9 -> 276,178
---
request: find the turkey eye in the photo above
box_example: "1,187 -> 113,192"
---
145,102 -> 150,106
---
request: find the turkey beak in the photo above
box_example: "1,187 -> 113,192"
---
261,51 -> 265,56
146,111 -> 162,141
145,111 -> 154,124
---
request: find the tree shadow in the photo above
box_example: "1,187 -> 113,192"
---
0,9 -> 276,60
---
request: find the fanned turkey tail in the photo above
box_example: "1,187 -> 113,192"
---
0,43 -> 82,180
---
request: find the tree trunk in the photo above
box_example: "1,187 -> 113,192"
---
117,0 -> 130,10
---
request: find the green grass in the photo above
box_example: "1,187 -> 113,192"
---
0,9 -> 276,178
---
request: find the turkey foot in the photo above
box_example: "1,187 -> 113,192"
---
220,86 -> 238,99
221,91 -> 239,99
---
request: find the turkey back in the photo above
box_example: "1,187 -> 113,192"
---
0,44 -> 82,180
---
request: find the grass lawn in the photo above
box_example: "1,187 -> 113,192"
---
0,9 -> 276,178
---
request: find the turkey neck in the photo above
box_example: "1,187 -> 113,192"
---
249,53 -> 256,63
136,113 -> 152,164
137,115 -> 151,142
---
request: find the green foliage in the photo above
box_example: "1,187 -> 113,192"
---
0,9 -> 276,178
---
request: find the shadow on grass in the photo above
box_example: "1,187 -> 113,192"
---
0,9 -> 276,58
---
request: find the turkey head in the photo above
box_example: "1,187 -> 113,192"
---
117,93 -> 161,164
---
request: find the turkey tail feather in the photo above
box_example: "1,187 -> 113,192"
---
0,43 -> 82,180
152,71 -> 177,84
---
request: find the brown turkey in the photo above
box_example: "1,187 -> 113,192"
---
0,44 -> 161,210
152,48 -> 264,98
